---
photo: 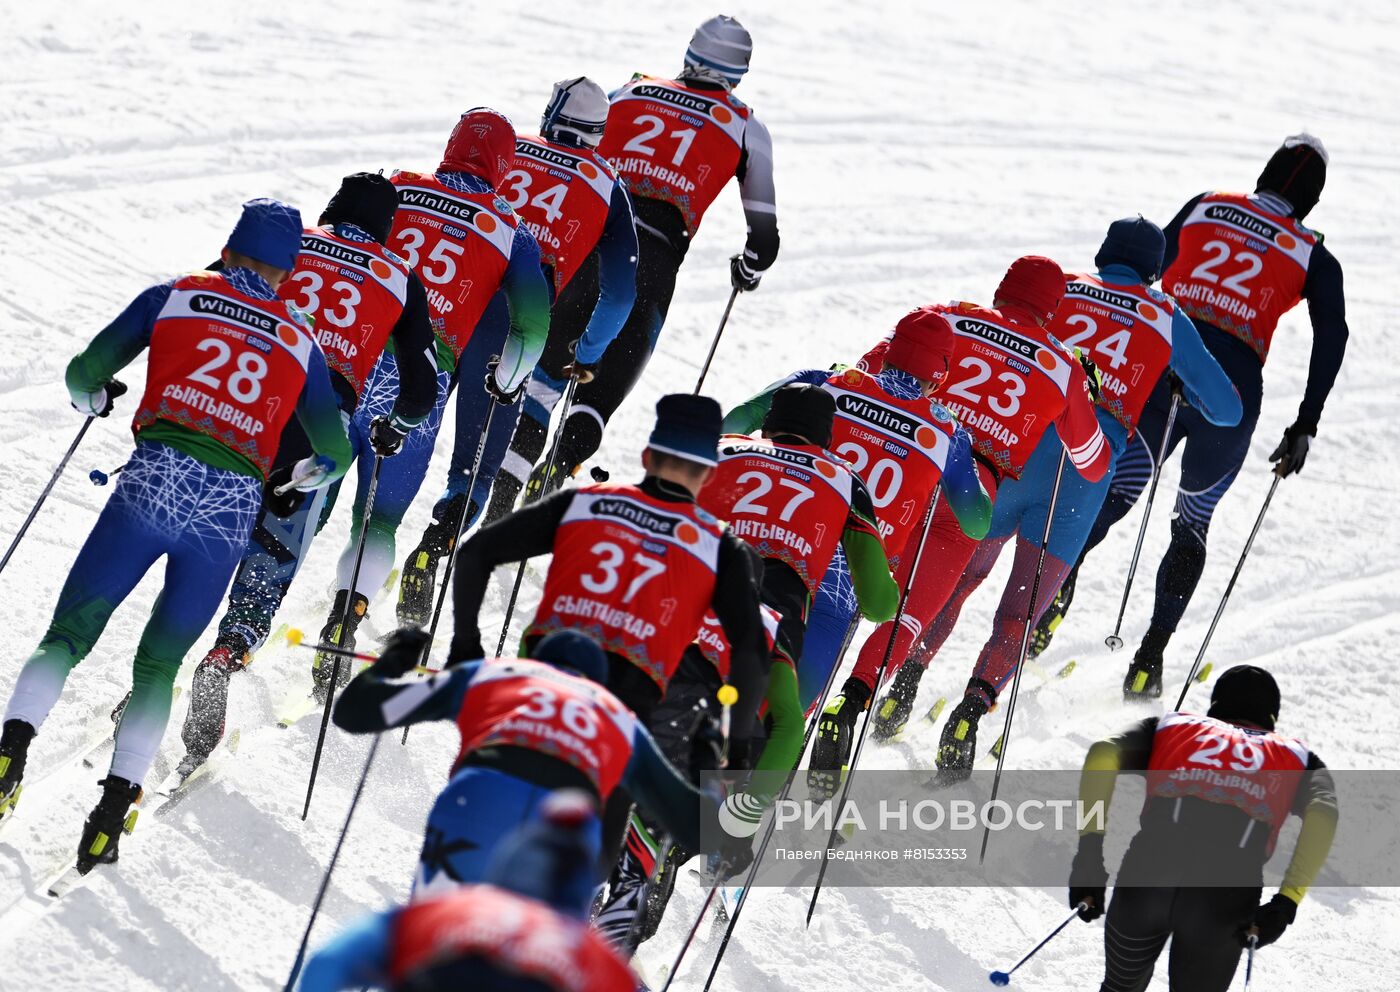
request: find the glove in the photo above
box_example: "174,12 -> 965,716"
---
1074,349 -> 1103,404
1269,419 -> 1315,477
372,626 -> 432,678
74,378 -> 128,418
368,415 -> 410,457
730,254 -> 761,293
484,358 -> 526,406
1068,832 -> 1109,922
561,340 -> 597,384
1239,893 -> 1297,948
725,737 -> 754,772
688,713 -> 725,781
264,463 -> 308,518
715,793 -> 762,879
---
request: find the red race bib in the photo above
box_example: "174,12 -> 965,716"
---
695,603 -> 782,679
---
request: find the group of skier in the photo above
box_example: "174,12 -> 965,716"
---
0,11 -> 1350,992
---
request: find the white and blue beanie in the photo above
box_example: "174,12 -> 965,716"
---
683,15 -> 752,88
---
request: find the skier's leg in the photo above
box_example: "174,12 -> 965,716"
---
1165,885 -> 1260,992
1099,886 -> 1174,992
967,536 -> 1071,700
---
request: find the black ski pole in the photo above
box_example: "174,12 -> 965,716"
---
1173,470 -> 1282,709
495,374 -> 580,655
693,287 -> 739,394
659,879 -> 723,992
804,491 -> 940,925
698,616 -> 858,991
283,735 -> 381,991
978,448 -> 1068,865
1244,932 -> 1259,990
988,901 -> 1089,986
401,399 -> 499,745
0,417 -> 94,578
1106,391 -> 1181,651
302,454 -> 384,819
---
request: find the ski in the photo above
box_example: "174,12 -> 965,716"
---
921,695 -> 948,730
143,730 -> 241,818
985,660 -> 1077,761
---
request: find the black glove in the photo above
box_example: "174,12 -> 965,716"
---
76,378 -> 128,418
372,626 -> 432,678
688,712 -> 725,781
264,463 -> 308,518
368,415 -> 409,457
484,358 -> 526,405
1074,349 -> 1103,404
1239,893 -> 1297,948
560,340 -> 598,384
730,254 -> 761,293
718,831 -> 756,880
1269,419 -> 1315,477
726,737 -> 754,772
1068,832 -> 1109,922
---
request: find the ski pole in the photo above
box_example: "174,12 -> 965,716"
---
283,735 -> 381,991
1106,391 -> 1181,651
988,901 -> 1088,986
659,880 -> 723,992
1244,932 -> 1258,990
495,374 -> 580,655
693,287 -> 740,394
303,454 -> 384,819
805,491 -> 940,925
402,400 -> 499,745
0,417 -> 94,578
1173,470 -> 1282,710
698,613 -> 859,991
979,448 -> 1068,865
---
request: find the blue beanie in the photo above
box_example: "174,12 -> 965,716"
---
1094,215 -> 1166,284
647,393 -> 722,467
531,630 -> 608,685
225,198 -> 304,273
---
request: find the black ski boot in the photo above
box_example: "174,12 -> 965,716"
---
524,458 -> 577,502
935,689 -> 993,784
1123,625 -> 1171,700
313,590 -> 369,703
398,493 -> 470,627
807,678 -> 870,799
76,776 -> 142,874
180,643 -> 247,772
0,719 -> 37,823
1030,564 -> 1080,660
870,660 -> 926,741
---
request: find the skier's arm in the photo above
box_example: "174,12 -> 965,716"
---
736,113 -> 779,273
292,344 -> 354,487
1159,193 -> 1205,273
386,272 -> 438,428
65,282 -> 171,412
1077,717 -> 1159,834
1167,308 -> 1243,427
1279,756 -> 1339,905
942,426 -> 993,540
623,724 -> 722,854
750,663 -> 804,786
1055,369 -> 1111,482
857,331 -> 894,374
572,183 -> 639,367
333,662 -> 479,733
491,225 -> 552,393
842,475 -> 898,622
298,909 -> 396,992
721,369 -> 821,434
1296,243 -> 1349,432
449,490 -> 575,660
710,535 -> 769,758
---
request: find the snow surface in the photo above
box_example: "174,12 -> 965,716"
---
2,1 -> 1397,989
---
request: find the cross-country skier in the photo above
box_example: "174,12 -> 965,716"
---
399,78 -> 640,622
0,200 -> 351,874
176,174 -> 438,770
299,790 -> 637,992
511,15 -> 781,489
309,108 -> 550,688
896,219 -> 1242,778
810,256 -> 1110,783
1032,136 -> 1350,697
333,629 -> 743,895
1069,665 -> 1337,991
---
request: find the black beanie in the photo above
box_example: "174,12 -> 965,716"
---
1207,664 -> 1281,731
1094,215 -> 1166,283
320,172 -> 400,244
1256,134 -> 1328,221
763,384 -> 835,448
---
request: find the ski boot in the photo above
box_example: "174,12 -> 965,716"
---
398,493 -> 470,627
313,590 -> 369,703
807,679 -> 870,799
1123,625 -> 1170,700
0,719 -> 36,824
934,690 -> 992,785
870,660 -> 926,741
76,776 -> 142,874
523,458 -> 578,503
179,644 -> 247,772
1029,565 -> 1079,660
